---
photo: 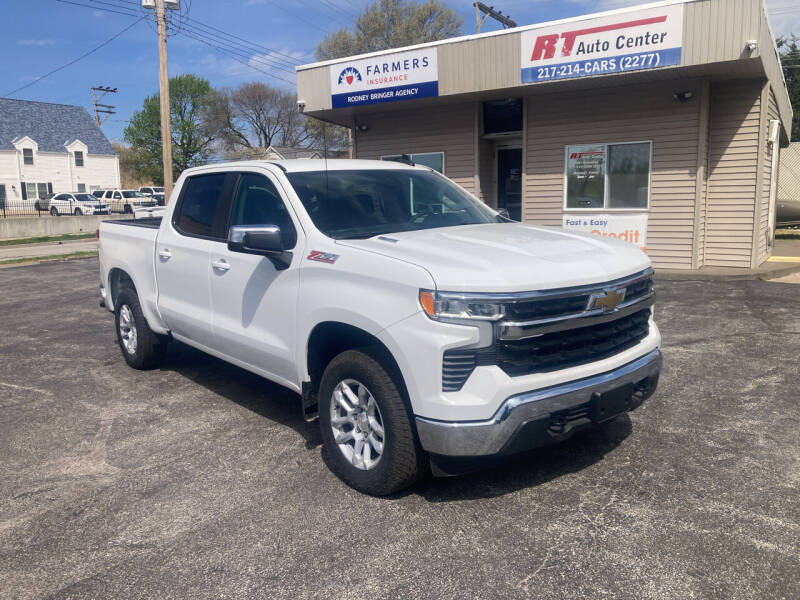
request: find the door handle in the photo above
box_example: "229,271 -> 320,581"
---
158,248 -> 171,260
211,259 -> 230,272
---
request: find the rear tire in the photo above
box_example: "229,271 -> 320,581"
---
74,208 -> 83,216
319,349 -> 426,496
50,206 -> 58,216
123,204 -> 132,214
114,287 -> 167,369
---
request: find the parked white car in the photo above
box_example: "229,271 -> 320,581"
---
98,159 -> 662,495
139,186 -> 164,197
49,192 -> 109,216
96,189 -> 157,214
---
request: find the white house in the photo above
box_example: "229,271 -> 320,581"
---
0,98 -> 120,209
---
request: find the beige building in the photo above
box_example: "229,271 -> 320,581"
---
296,0 -> 792,270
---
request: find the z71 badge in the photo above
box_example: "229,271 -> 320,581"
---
307,250 -> 340,264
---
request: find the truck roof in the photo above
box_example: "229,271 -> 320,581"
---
183,158 -> 422,176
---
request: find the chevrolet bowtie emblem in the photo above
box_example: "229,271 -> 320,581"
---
591,288 -> 626,312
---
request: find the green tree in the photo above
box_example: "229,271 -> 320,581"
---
124,74 -> 215,184
316,0 -> 463,61
111,141 -> 153,188
779,35 -> 800,141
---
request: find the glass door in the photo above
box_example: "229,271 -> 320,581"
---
497,147 -> 522,221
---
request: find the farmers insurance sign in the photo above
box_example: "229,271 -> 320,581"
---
520,4 -> 683,83
330,48 -> 438,108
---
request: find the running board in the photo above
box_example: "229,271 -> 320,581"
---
301,381 -> 318,422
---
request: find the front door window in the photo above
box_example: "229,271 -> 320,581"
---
497,148 -> 522,221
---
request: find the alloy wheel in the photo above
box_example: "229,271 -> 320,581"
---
330,379 -> 385,470
118,305 -> 138,355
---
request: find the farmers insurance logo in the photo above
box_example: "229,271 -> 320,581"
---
330,48 -> 438,108
337,67 -> 362,86
520,4 -> 683,83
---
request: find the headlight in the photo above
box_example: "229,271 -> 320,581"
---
419,290 -> 505,321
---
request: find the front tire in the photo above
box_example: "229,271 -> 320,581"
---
74,208 -> 83,216
123,204 -> 132,214
319,349 -> 426,496
114,287 -> 167,369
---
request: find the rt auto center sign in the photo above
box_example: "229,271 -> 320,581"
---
520,4 -> 683,83
330,48 -> 438,108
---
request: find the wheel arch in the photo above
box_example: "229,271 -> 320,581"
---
107,267 -> 137,309
306,321 -> 412,416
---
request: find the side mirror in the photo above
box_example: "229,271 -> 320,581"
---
497,207 -> 511,220
228,225 -> 293,270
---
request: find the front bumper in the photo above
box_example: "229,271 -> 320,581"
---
415,349 -> 662,457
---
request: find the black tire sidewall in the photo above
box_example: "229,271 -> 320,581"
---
114,288 -> 165,369
319,349 -> 422,495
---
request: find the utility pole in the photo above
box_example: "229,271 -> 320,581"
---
155,0 -> 174,201
473,2 -> 516,34
91,86 -> 117,126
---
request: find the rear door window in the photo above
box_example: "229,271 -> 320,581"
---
173,173 -> 236,240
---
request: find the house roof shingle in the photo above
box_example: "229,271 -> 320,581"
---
0,98 -> 116,155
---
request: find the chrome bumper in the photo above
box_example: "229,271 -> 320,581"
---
416,349 -> 662,457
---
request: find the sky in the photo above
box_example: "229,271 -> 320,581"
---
1,0 -> 799,143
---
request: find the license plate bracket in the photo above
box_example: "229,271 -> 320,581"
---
591,383 -> 634,423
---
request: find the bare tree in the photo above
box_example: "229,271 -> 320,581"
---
205,82 -> 347,157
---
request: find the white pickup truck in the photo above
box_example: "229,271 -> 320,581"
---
98,159 -> 662,495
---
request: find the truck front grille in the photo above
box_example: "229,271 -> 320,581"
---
442,308 -> 651,391
504,274 -> 653,322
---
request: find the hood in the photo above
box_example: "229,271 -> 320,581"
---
336,223 -> 651,292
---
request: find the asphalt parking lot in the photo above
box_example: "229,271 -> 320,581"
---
1,259 -> 798,599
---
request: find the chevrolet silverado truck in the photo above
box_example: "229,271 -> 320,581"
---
98,159 -> 662,495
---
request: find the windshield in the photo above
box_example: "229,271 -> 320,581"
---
74,194 -> 96,202
286,169 -> 505,239
122,191 -> 145,198
153,187 -> 164,193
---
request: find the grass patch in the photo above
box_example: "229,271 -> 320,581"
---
0,233 -> 96,246
776,232 -> 800,240
0,250 -> 98,266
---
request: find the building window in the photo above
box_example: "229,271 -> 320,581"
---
24,182 -> 51,200
74,151 -> 84,167
482,99 -> 523,135
77,183 -> 86,193
565,142 -> 651,210
381,152 -> 445,174
23,148 -> 34,165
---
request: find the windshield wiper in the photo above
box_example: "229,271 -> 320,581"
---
336,229 -> 401,240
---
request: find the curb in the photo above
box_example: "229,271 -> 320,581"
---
0,252 -> 98,269
656,261 -> 800,281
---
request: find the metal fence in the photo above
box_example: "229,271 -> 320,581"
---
0,197 -> 160,218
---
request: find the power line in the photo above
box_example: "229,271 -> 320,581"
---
176,29 -> 296,86
181,16 -> 305,65
3,16 -> 145,98
55,0 -> 140,18
177,21 -> 301,71
63,0 -> 306,71
174,27 -> 296,76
